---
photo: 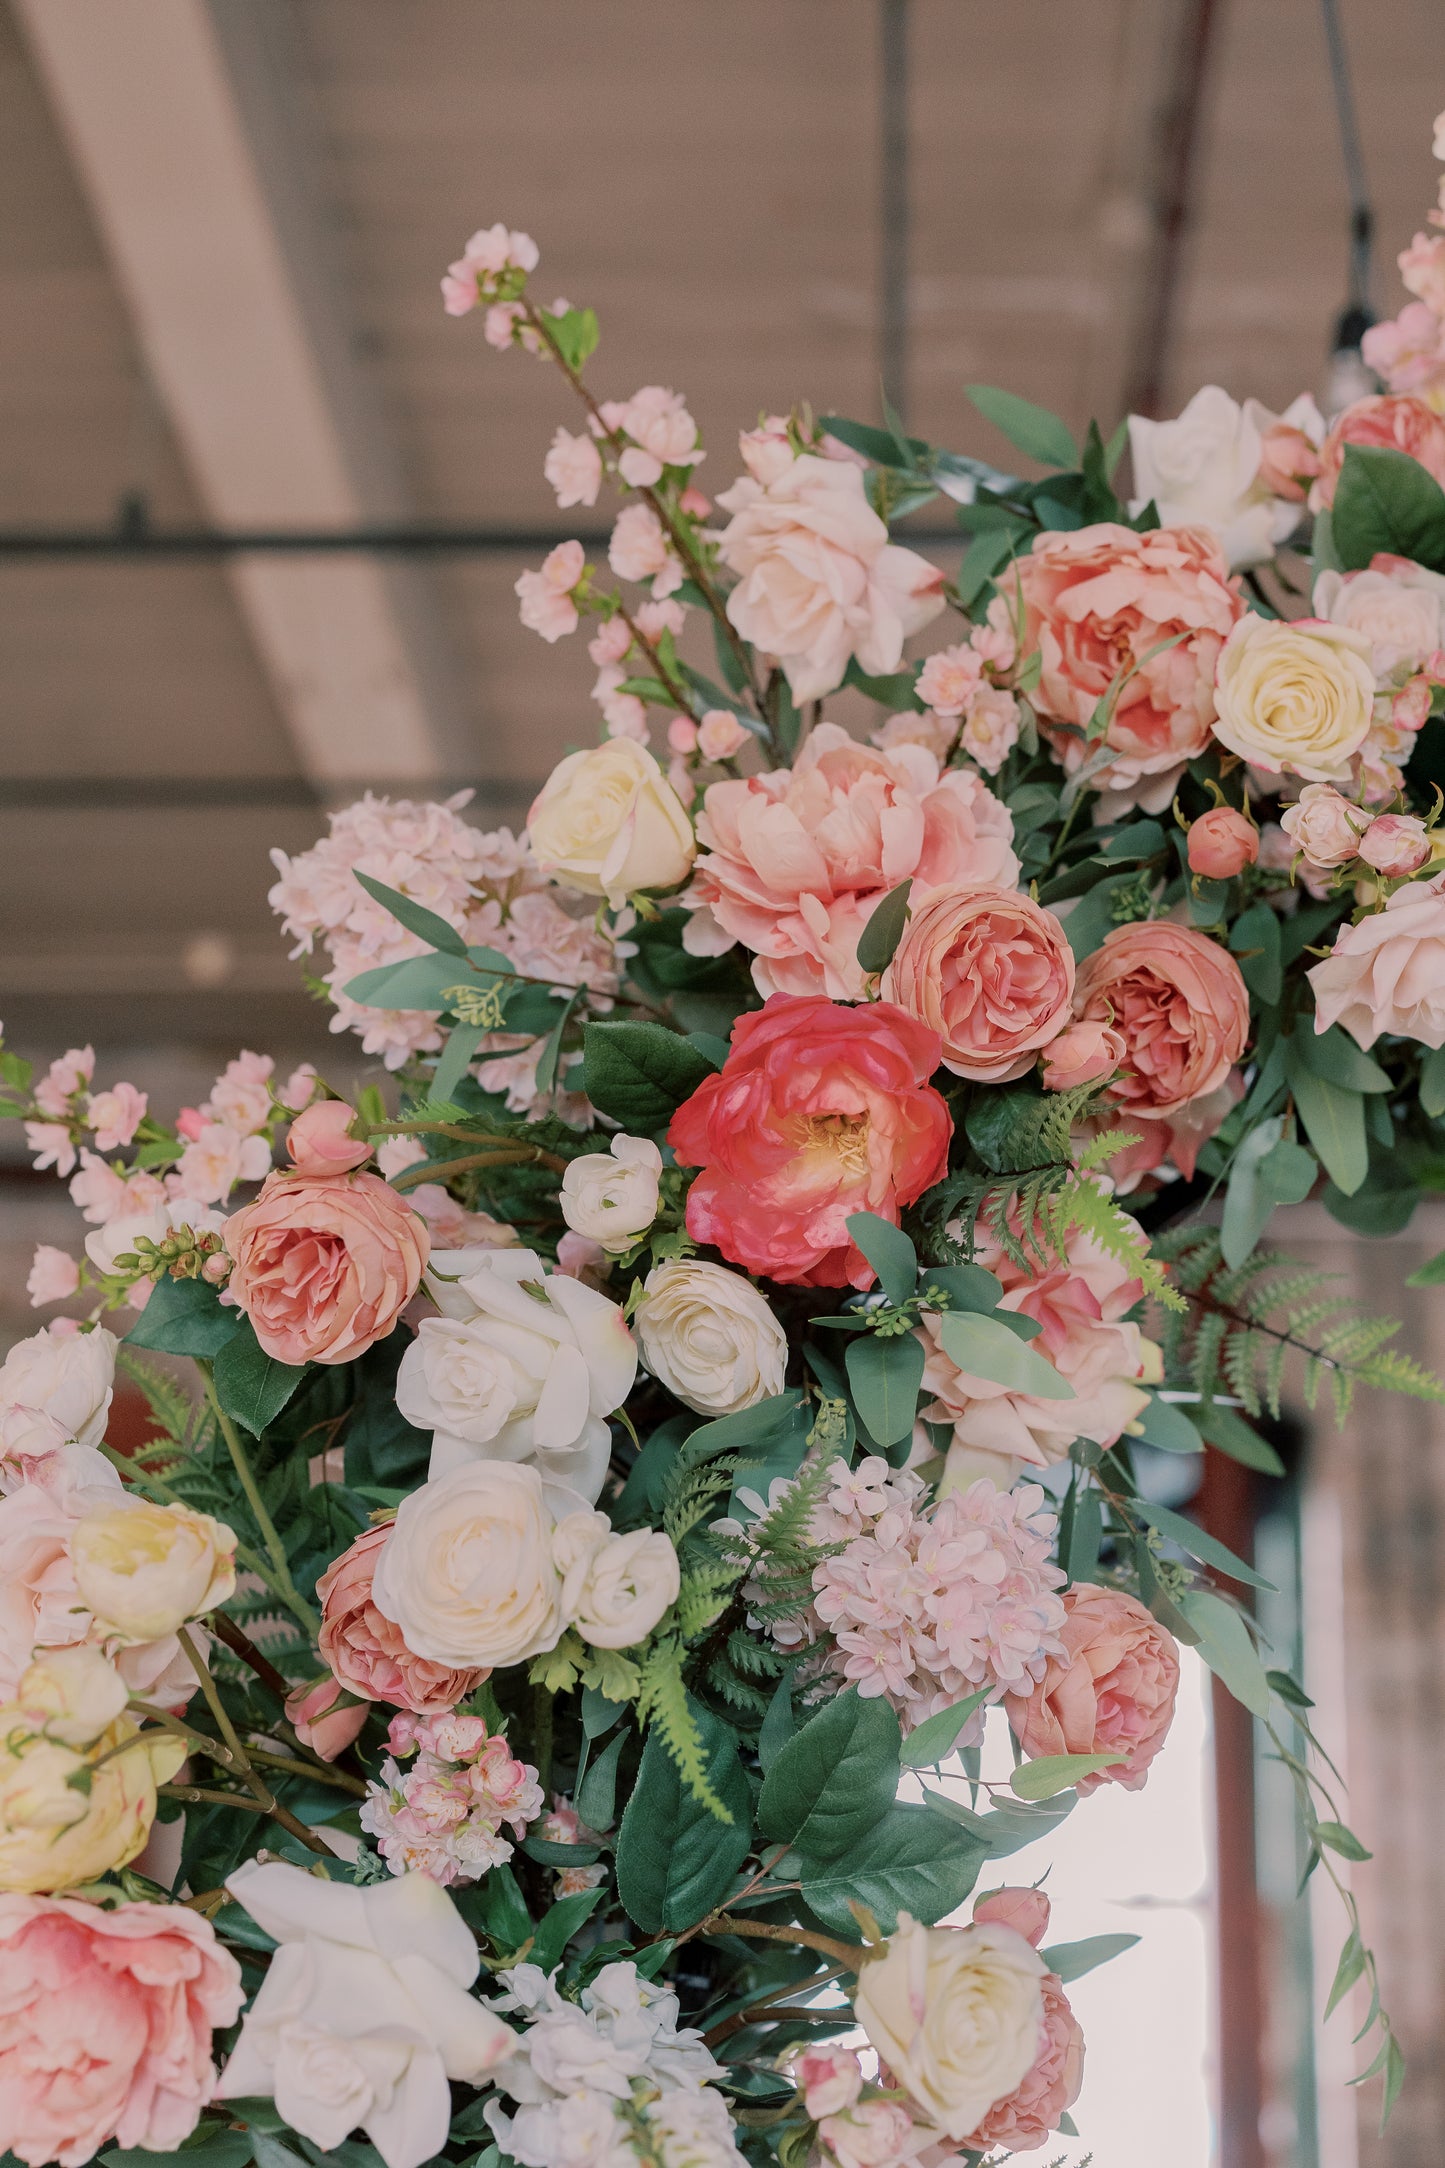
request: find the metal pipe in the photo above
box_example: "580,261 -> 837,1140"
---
0,521 -> 972,560
879,0 -> 910,422
1124,0 -> 1223,421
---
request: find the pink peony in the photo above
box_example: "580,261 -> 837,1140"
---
1000,524 -> 1245,812
317,1523 -> 488,1713
1074,920 -> 1250,1120
965,1970 -> 1085,2154
1007,1581 -> 1180,1793
26,1249 -> 79,1309
0,1894 -> 243,2168
683,724 -> 1018,1001
1310,394 -> 1445,511
715,455 -> 945,702
668,995 -> 951,1289
223,1164 -> 429,1365
1309,870 -> 1445,1048
1187,806 -> 1258,879
882,885 -> 1074,1082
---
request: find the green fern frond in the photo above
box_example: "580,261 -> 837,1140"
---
1352,1348 -> 1445,1402
662,1463 -> 738,1547
1049,1173 -> 1185,1310
115,1349 -> 198,1444
637,1640 -> 730,1819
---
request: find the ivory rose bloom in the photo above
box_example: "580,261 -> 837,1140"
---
318,1524 -> 487,1714
715,454 -> 945,702
371,1460 -> 587,1670
633,1258 -> 788,1416
1006,1582 -> 1181,1793
552,1513 -> 680,1648
69,1496 -> 236,1642
0,1894 -> 244,2168
668,996 -> 951,1289
1187,805 -> 1258,878
882,886 -> 1075,1082
1128,384 -> 1300,568
223,1148 -> 429,1366
683,724 -> 1018,1001
1309,871 -> 1445,1048
0,1326 -> 115,1452
1000,523 -> 1244,813
1309,393 -> 1445,510
559,1134 -> 662,1254
1314,555 -> 1445,676
1280,783 -> 1372,869
1074,920 -> 1250,1121
400,1248 -> 636,1501
854,1914 -> 1047,2140
1212,615 -> 1375,781
218,1860 -> 514,2168
527,739 -> 695,908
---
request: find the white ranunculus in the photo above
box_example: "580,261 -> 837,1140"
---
370,1460 -> 588,1670
634,1260 -> 788,1417
527,738 -> 696,907
1128,384 -> 1293,570
853,1915 -> 1047,2140
1313,559 -> 1445,677
559,1134 -> 663,1254
70,1494 -> 237,1641
0,1325 -> 116,1450
218,1861 -> 513,2168
405,1248 -> 637,1503
553,1512 -> 681,1649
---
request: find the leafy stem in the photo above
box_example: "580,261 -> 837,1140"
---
197,1367 -> 320,1635
701,1913 -> 863,1971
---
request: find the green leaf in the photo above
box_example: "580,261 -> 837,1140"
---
1285,1040 -> 1368,1195
1421,1044 -> 1445,1118
923,1787 -> 1078,1855
801,1802 -> 989,1935
211,1320 -> 308,1437
843,660 -> 924,710
921,1262 -> 1005,1312
1179,1588 -> 1271,1717
582,1021 -> 715,1131
343,952 -> 480,1012
1297,1024 -> 1392,1094
1332,443 -> 1445,572
759,1675 -> 795,1775
844,1211 -> 918,1304
1194,1399 -> 1286,1476
1382,2033 -> 1407,2127
529,1884 -> 607,1973
1315,1818 -> 1373,1862
1065,1485 -> 1102,1583
1407,1246 -> 1445,1287
899,1687 -> 992,1768
104,2138 -> 256,2168
431,1020 -> 486,1105
1221,1116 -> 1286,1271
545,304 -> 600,373
124,1275 -> 241,1359
615,1700 -> 751,1932
937,1311 -> 1074,1400
353,870 -> 468,957
965,384 -> 1077,469
1133,1394 -> 1204,1455
1039,1931 -> 1140,1983
1325,1929 -> 1366,2018
757,1687 -> 901,1858
846,1332 -> 925,1447
1229,902 -> 1283,1004
1011,1752 -> 1124,1800
1266,1667 -> 1314,1709
576,1729 -> 626,1831
1128,1498 -> 1276,1591
856,879 -> 914,975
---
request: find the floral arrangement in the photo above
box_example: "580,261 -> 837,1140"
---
18,124 -> 1445,2165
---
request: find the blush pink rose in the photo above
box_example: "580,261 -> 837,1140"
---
881,886 -> 1074,1082
1361,305 -> 1445,404
1279,783 -> 1371,870
1187,806 -> 1258,878
222,1166 -> 429,1366
1310,394 -> 1445,511
999,523 -> 1245,812
0,1893 -> 243,2167
1308,870 -> 1445,1049
286,1099 -> 372,1175
1040,1016 -> 1125,1091
317,1522 -> 488,1713
1006,1581 -> 1181,1793
683,724 -> 1018,1001
973,1885 -> 1052,1948
668,995 -> 951,1289
1358,813 -> 1432,877
964,1971 -> 1085,2155
1074,920 -> 1250,1120
283,1675 -> 369,1761
715,455 -> 945,702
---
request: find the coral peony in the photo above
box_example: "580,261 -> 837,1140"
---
223,1163 -> 428,1366
882,884 -> 1074,1082
999,523 -> 1244,812
668,995 -> 951,1288
1074,920 -> 1250,1120
1006,1582 -> 1181,1793
682,724 -> 1017,1001
1310,393 -> 1445,511
1309,870 -> 1445,1048
0,1894 -> 243,2168
318,1523 -> 489,1714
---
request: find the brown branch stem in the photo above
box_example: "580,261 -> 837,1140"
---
702,1914 -> 862,1971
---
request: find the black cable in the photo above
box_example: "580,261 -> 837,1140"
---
1319,0 -> 1374,332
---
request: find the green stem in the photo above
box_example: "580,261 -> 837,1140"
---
391,1147 -> 559,1192
702,1913 -> 861,1971
174,1628 -> 333,1858
198,1369 -> 319,1634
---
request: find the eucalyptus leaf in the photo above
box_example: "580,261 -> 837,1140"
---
1285,1039 -> 1368,1195
1011,1752 -> 1125,1800
1128,1497 -> 1276,1590
353,870 -> 468,956
1194,1399 -> 1286,1477
1133,1394 -> 1204,1455
1039,1931 -> 1140,1983
844,1211 -> 918,1304
855,879 -> 914,975
937,1311 -> 1073,1399
1421,1044 -> 1445,1118
1179,1588 -> 1271,1718
846,1331 -> 925,1447
899,1687 -> 992,1769
965,383 -> 1077,469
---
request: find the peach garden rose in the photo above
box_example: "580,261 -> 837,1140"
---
881,883 -> 1075,1082
1006,1581 -> 1181,1792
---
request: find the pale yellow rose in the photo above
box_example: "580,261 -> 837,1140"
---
70,1496 -> 237,1643
527,739 -> 695,908
1212,615 -> 1374,781
371,1461 -> 578,1670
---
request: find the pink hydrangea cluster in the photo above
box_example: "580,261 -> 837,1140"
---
359,1709 -> 544,1885
808,1465 -> 1068,1735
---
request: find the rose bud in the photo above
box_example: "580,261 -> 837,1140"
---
1187,806 -> 1258,879
1357,813 -> 1432,878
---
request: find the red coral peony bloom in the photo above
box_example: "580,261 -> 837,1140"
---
667,995 -> 951,1289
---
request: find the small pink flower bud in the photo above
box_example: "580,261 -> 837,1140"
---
1187,805 -> 1258,879
285,1677 -> 368,1761
796,2046 -> 863,2120
175,1107 -> 206,1143
697,708 -> 749,762
1358,813 -> 1432,877
287,1099 -> 372,1177
679,484 -> 712,517
667,714 -> 699,755
974,1883 -> 1052,1947
1040,1017 -> 1125,1091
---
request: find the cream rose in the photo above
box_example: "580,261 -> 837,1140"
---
854,1915 -> 1047,2140
559,1134 -> 663,1254
634,1259 -> 788,1416
1212,615 -> 1374,781
0,1325 -> 116,1452
70,1496 -> 237,1642
1128,384 -> 1298,569
527,740 -> 695,908
370,1461 -> 585,1670
1279,782 -> 1372,869
552,1513 -> 680,1648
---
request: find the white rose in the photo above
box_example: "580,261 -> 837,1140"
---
70,1494 -> 237,1641
0,1325 -> 116,1450
1128,384 -> 1290,570
553,1512 -> 680,1649
1313,560 -> 1445,677
560,1135 -> 663,1254
854,1915 -> 1047,2140
370,1460 -> 587,1669
527,739 -> 696,908
634,1260 -> 787,1417
403,1248 -> 637,1503
1212,614 -> 1375,781
219,1861 -> 513,2168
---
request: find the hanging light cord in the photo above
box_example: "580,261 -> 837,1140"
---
1320,0 -> 1374,324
